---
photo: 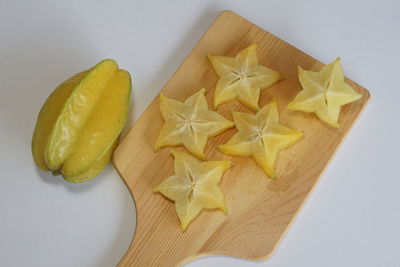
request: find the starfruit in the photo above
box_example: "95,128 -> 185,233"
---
219,101 -> 303,178
31,59 -> 131,182
287,58 -> 362,127
154,150 -> 230,230
208,44 -> 283,111
154,88 -> 233,160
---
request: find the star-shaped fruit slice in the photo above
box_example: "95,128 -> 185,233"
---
154,150 -> 230,231
219,101 -> 303,178
208,44 -> 283,111
287,58 -> 362,127
154,88 -> 234,159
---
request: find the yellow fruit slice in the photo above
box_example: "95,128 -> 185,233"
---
154,150 -> 230,230
64,140 -> 118,183
31,70 -> 89,170
61,70 -> 131,178
154,88 -> 234,160
45,59 -> 119,170
287,58 -> 362,127
219,101 -> 303,178
208,44 -> 283,110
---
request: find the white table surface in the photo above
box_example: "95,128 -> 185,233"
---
1,0 -> 399,266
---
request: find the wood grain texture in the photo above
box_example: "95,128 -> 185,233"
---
114,10 -> 370,267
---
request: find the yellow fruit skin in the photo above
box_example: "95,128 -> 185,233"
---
31,59 -> 131,183
63,139 -> 118,183
45,59 -> 119,170
61,70 -> 131,178
31,70 -> 88,170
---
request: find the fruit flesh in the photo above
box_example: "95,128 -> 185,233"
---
64,139 -> 118,183
31,70 -> 88,170
208,44 -> 283,110
154,150 -> 230,230
219,101 -> 303,178
61,70 -> 131,178
154,89 -> 234,160
45,59 -> 119,170
287,58 -> 362,127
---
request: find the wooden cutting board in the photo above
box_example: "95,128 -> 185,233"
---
113,10 -> 370,266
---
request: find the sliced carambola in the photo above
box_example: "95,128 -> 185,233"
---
287,58 -> 362,127
208,44 -> 283,111
154,89 -> 233,160
219,101 -> 303,178
154,150 -> 230,230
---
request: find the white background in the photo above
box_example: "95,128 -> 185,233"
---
1,0 -> 399,266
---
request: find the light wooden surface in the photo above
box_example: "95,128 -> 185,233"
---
113,10 -> 370,267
